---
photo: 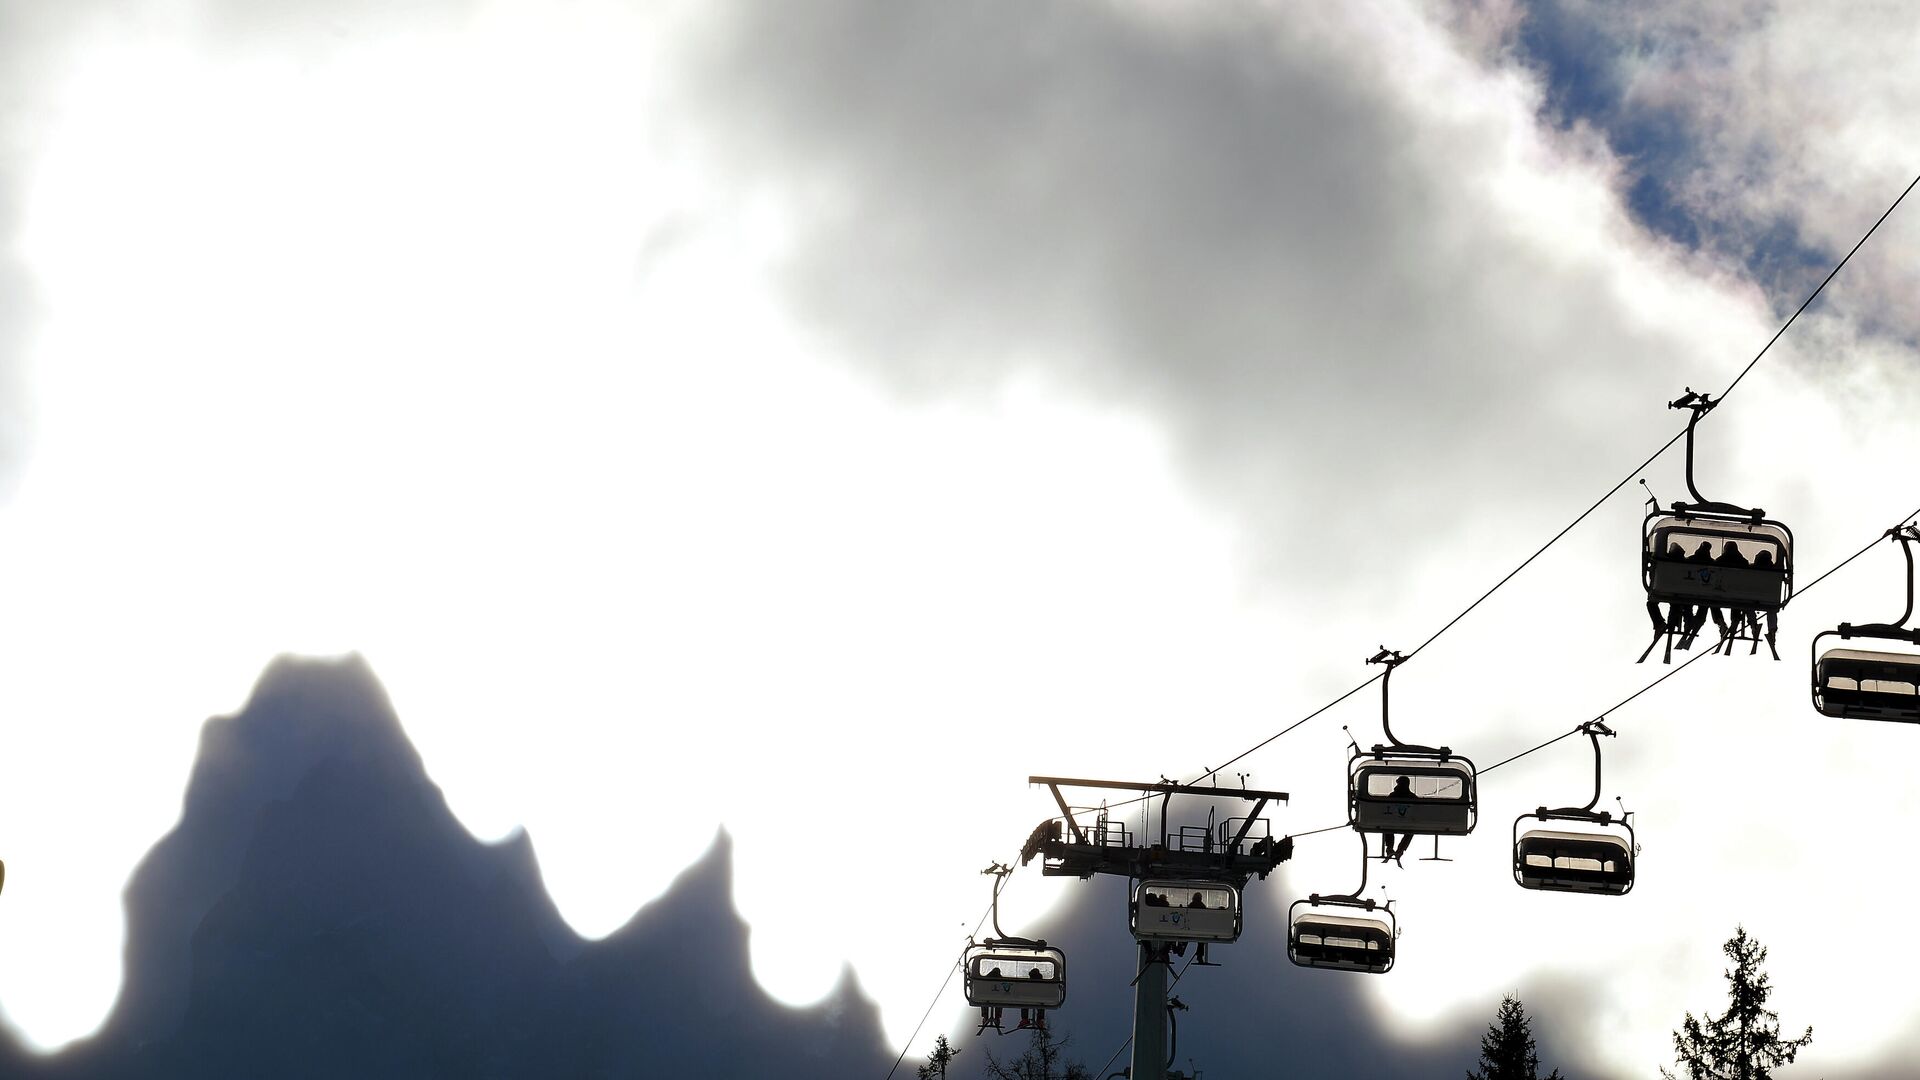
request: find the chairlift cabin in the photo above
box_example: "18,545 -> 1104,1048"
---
1513,821 -> 1634,895
1511,720 -> 1635,895
1813,648 -> 1920,722
1639,390 -> 1794,663
1349,752 -> 1477,836
1130,880 -> 1241,943
1642,516 -> 1792,611
1287,896 -> 1395,974
1347,649 -> 1478,838
963,942 -> 1067,1011
1812,526 -> 1920,724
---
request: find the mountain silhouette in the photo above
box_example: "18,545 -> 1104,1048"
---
0,655 -> 892,1079
0,652 -> 1656,1078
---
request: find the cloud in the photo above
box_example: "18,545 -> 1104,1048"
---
674,0 -> 1774,595
1503,0 -> 1920,335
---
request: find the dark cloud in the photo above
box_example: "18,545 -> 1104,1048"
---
677,0 -> 1699,592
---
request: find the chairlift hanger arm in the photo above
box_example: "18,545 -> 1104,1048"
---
1665,388 -> 1763,519
1577,719 -> 1614,814
1831,527 -> 1920,643
1367,648 -> 1410,748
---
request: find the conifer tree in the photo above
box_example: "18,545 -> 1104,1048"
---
1663,926 -> 1812,1080
918,1034 -> 961,1080
1466,994 -> 1563,1080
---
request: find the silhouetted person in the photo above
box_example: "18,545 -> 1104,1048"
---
1689,541 -> 1715,563
1028,968 -> 1045,979
1716,541 -> 1750,568
986,966 -> 1002,980
1188,892 -> 1207,909
1380,776 -> 1418,865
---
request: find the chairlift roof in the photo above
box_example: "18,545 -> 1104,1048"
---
1517,828 -> 1632,853
1647,516 -> 1791,549
1353,753 -> 1475,773
1819,648 -> 1920,669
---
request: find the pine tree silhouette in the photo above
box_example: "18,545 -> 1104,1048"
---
1466,994 -> 1562,1080
1663,926 -> 1812,1080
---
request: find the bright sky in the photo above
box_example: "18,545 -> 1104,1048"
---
1,2 -> 1918,1077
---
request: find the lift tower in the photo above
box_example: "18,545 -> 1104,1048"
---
1024,776 -> 1291,1080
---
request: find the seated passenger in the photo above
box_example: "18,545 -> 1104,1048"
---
1716,542 -> 1751,568
1188,892 -> 1208,909
1688,541 -> 1715,563
1753,548 -> 1776,571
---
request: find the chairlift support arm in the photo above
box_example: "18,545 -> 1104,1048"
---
1667,389 -> 1762,520
1837,525 -> 1920,643
1368,648 -> 1411,749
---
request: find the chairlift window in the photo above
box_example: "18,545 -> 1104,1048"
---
1646,522 -> 1791,565
1131,880 -> 1241,943
1138,883 -> 1234,910
1361,771 -> 1465,801
971,957 -> 1058,981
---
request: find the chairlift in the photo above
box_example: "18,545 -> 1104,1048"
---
1347,650 -> 1478,842
1512,721 -> 1636,896
964,864 -> 1068,1032
1287,836 -> 1397,973
962,942 -> 1068,1012
1813,525 -> 1920,724
1130,880 -> 1241,943
1640,390 -> 1793,663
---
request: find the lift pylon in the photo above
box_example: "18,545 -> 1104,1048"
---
1022,776 -> 1291,1080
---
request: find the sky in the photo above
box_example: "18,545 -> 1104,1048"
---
0,0 -> 1918,1075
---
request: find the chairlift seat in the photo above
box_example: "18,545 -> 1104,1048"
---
1814,647 -> 1920,722
1287,909 -> 1394,974
1644,516 -> 1791,610
1349,753 -> 1477,836
1513,826 -> 1634,895
962,945 -> 1067,1010
1130,880 -> 1241,943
